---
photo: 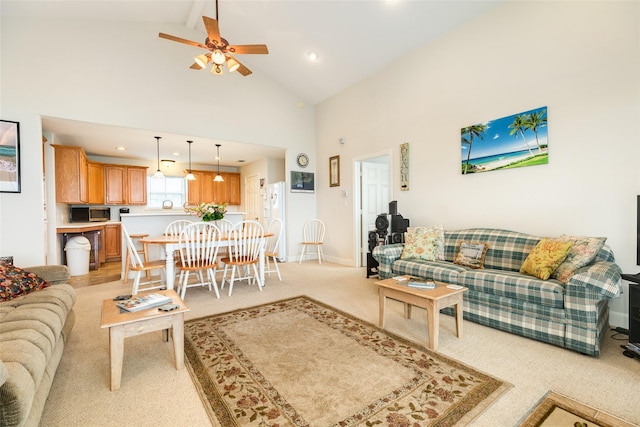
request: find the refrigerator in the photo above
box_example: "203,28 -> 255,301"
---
262,181 -> 287,262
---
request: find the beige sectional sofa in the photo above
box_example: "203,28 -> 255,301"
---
0,265 -> 76,427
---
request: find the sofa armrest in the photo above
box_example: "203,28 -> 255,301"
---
372,243 -> 404,279
566,261 -> 622,300
25,265 -> 71,285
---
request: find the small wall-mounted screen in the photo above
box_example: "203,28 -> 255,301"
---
291,171 -> 315,193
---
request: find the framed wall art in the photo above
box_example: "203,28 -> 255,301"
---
400,142 -> 409,191
0,120 -> 21,193
461,106 -> 548,175
329,155 -> 340,187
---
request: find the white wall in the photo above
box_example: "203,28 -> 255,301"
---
0,16 -> 316,266
315,1 -> 640,326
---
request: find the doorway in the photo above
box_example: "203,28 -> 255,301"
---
354,151 -> 391,268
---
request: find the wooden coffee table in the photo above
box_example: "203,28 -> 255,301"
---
100,289 -> 189,391
376,276 -> 467,351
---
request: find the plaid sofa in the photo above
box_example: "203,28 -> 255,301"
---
372,228 -> 622,356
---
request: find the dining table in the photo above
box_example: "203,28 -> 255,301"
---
140,232 -> 272,291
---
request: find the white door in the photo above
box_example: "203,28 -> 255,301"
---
360,158 -> 390,265
245,174 -> 261,221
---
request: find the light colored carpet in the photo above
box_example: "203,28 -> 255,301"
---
40,262 -> 640,426
184,296 -> 509,425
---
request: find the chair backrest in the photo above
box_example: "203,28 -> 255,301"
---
165,219 -> 193,238
303,219 -> 325,244
214,219 -> 234,237
266,218 -> 282,254
122,224 -> 145,268
228,220 -> 264,263
178,222 -> 220,269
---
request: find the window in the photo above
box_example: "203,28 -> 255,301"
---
147,176 -> 185,208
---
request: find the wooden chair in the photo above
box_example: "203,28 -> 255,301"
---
220,220 -> 265,296
122,225 -> 165,294
123,232 -> 149,283
299,219 -> 325,264
264,218 -> 283,281
176,222 -> 221,299
213,219 -> 234,269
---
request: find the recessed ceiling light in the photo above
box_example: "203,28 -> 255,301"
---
115,146 -> 126,151
308,51 -> 319,61
172,152 -> 180,156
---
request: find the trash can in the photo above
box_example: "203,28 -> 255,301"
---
65,236 -> 91,276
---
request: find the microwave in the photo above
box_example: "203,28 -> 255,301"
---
70,207 -> 111,223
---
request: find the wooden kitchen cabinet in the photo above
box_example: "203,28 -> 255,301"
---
87,161 -> 105,204
104,223 -> 121,261
105,165 -> 148,205
186,170 -> 241,205
53,145 -> 88,204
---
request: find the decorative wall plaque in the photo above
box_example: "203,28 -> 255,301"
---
400,142 -> 409,191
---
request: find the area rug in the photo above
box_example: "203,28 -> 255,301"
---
518,391 -> 638,427
183,296 -> 510,426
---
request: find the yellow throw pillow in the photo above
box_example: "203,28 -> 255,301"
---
520,239 -> 574,280
401,231 -> 439,261
454,241 -> 489,269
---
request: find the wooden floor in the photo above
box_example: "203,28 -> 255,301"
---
66,260 -> 122,288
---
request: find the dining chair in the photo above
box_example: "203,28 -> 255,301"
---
163,219 -> 194,264
123,232 -> 149,283
220,220 -> 265,296
213,219 -> 234,269
299,219 -> 325,264
176,222 -> 221,299
122,224 -> 166,294
264,218 -> 283,281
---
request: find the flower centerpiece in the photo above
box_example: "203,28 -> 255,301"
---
185,202 -> 228,222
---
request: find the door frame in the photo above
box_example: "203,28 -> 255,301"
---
353,149 -> 393,268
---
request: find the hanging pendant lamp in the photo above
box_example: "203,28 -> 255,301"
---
214,144 -> 224,182
153,136 -> 165,179
185,140 -> 196,181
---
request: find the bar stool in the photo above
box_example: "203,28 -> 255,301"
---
123,233 -> 149,283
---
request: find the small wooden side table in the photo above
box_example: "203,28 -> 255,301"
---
100,289 -> 189,391
376,276 -> 467,351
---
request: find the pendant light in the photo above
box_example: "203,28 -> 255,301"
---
152,136 -> 164,179
214,144 -> 224,182
185,140 -> 196,181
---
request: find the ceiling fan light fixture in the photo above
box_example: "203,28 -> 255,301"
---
211,49 -> 225,65
226,57 -> 240,72
211,64 -> 223,75
194,53 -> 210,68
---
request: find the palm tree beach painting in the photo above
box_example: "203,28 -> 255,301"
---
461,106 -> 548,174
0,120 -> 21,193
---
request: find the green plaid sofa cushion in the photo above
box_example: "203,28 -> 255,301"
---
444,228 -> 541,272
391,259 -> 467,283
457,268 -> 565,308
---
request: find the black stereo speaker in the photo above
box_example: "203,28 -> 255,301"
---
630,283 -> 640,344
368,231 -> 379,252
375,214 -> 392,238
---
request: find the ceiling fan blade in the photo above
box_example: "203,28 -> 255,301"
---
190,62 -> 203,70
159,32 -> 206,49
226,55 -> 252,76
228,44 -> 269,55
202,16 -> 221,43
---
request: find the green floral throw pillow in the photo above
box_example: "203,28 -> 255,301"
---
551,235 -> 606,283
401,231 -> 439,261
406,225 -> 445,260
520,238 -> 574,280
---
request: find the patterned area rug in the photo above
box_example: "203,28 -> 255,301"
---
184,296 -> 510,426
518,391 -> 637,427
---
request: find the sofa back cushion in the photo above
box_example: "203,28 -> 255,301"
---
444,229 -> 541,272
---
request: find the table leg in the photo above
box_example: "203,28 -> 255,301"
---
426,300 -> 439,351
173,313 -> 185,370
405,303 -> 412,319
258,239 -> 265,289
109,326 -> 125,391
165,246 -> 175,290
454,299 -> 464,338
378,288 -> 386,328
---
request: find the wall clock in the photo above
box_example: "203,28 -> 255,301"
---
296,153 -> 309,168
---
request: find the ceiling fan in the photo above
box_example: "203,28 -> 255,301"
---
158,0 -> 268,76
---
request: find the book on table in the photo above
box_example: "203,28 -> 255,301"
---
116,293 -> 173,312
407,277 -> 436,289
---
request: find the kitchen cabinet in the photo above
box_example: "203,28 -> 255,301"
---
87,161 -> 105,204
53,145 -> 88,204
104,223 -> 121,261
186,170 -> 241,205
105,165 -> 148,205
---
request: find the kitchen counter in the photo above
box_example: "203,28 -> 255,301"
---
120,211 -> 246,218
56,221 -> 120,233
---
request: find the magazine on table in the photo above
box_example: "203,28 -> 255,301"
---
116,293 -> 173,312
407,277 -> 436,289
